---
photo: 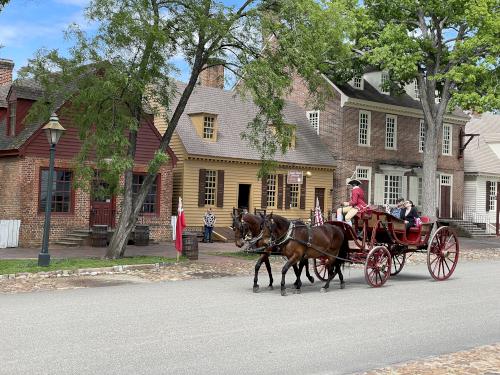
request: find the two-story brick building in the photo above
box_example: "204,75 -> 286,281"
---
0,59 -> 176,247
287,71 -> 469,218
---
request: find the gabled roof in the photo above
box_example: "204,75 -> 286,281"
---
173,83 -> 336,167
0,84 -> 10,108
464,113 -> 500,176
332,78 -> 468,119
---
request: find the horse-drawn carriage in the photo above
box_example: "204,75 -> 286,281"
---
233,208 -> 459,294
313,209 -> 459,287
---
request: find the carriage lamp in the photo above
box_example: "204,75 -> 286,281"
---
38,113 -> 66,267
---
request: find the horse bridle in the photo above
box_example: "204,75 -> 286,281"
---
233,216 -> 264,246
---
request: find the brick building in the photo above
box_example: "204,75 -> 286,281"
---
0,59 -> 176,247
287,71 -> 469,218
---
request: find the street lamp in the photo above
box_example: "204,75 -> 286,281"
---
38,113 -> 66,266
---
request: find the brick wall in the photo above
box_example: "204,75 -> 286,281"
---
0,155 -> 174,247
0,59 -> 14,85
199,65 -> 224,89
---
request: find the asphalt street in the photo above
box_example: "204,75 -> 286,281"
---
1,261 -> 499,375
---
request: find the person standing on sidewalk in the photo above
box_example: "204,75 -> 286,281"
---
203,208 -> 216,243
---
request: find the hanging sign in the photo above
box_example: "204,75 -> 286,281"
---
287,170 -> 303,184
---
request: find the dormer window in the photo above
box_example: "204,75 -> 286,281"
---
353,76 -> 363,90
414,80 -> 420,99
381,72 -> 390,94
203,115 -> 215,139
306,110 -> 320,135
8,101 -> 16,136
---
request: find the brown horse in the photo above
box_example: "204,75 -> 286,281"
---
261,213 -> 348,296
232,212 -> 314,292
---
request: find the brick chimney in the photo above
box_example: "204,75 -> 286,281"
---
0,59 -> 14,85
198,61 -> 224,89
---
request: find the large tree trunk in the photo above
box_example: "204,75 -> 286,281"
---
421,118 -> 439,220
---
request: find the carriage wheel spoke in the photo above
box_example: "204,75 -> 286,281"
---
443,258 -> 452,274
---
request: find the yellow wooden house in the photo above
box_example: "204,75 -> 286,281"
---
154,83 -> 336,230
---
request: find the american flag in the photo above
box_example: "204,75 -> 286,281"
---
314,197 -> 324,226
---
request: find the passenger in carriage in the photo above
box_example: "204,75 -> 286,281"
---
336,179 -> 367,226
402,200 -> 419,230
385,197 -> 405,219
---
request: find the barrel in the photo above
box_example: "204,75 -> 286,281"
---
134,225 -> 150,246
91,225 -> 108,247
182,232 -> 199,260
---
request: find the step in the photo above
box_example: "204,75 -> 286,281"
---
73,229 -> 92,235
54,241 -> 81,247
64,235 -> 86,242
69,232 -> 91,238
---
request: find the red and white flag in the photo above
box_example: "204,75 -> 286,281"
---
175,197 -> 186,253
314,197 -> 324,226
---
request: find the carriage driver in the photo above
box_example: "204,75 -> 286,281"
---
336,179 -> 368,226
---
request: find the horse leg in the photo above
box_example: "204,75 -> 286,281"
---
281,255 -> 298,296
263,255 -> 274,289
304,259 -> 315,284
253,254 -> 267,293
292,264 -> 301,287
336,261 -> 345,289
321,260 -> 336,292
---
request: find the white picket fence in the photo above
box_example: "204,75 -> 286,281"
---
0,220 -> 21,248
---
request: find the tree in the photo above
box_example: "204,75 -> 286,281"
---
349,0 -> 499,218
0,0 -> 9,11
23,0 -> 353,258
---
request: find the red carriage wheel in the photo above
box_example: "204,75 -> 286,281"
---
427,226 -> 459,281
364,246 -> 391,287
313,257 -> 328,282
391,249 -> 406,276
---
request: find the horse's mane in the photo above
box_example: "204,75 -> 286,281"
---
269,214 -> 305,227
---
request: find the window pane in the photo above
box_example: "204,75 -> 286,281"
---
204,170 -> 217,205
266,174 -> 276,207
39,169 -> 72,212
290,184 -> 299,208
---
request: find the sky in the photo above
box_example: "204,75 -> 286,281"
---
0,0 -> 243,81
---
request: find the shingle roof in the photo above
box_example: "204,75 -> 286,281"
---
173,83 -> 336,167
464,112 -> 500,175
335,79 -> 468,119
0,84 -> 10,108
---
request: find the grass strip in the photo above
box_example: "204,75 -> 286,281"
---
210,251 -> 261,260
0,256 -> 182,275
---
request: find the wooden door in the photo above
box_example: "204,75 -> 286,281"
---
90,179 -> 115,228
314,188 -> 325,212
440,185 -> 451,218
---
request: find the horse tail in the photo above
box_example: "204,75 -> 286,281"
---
339,233 -> 349,270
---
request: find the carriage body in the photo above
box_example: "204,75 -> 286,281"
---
314,208 -> 459,287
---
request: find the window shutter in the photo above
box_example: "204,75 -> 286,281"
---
261,176 -> 267,208
409,176 -> 419,206
300,176 -> 307,210
277,174 -> 283,210
402,176 -> 408,202
285,175 -> 291,210
198,169 -> 206,207
486,181 -> 491,211
216,170 -> 224,208
374,174 -> 385,205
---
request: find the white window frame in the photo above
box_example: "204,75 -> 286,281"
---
385,114 -> 397,150
384,175 -> 403,205
266,174 -> 277,208
289,183 -> 299,208
438,173 -> 453,216
356,166 -> 372,204
381,72 -> 390,94
358,110 -> 371,147
489,181 -> 497,212
414,80 -> 420,99
204,170 -> 217,205
442,123 -> 452,155
306,110 -> 320,135
419,119 -> 425,153
353,76 -> 363,90
203,115 -> 215,140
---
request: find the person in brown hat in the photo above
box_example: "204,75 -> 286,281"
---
336,179 -> 367,226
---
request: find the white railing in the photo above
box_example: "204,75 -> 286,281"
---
0,220 -> 21,248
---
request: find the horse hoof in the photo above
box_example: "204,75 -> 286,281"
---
268,285 -> 274,290
281,289 -> 287,296
294,289 -> 301,294
340,282 -> 346,289
253,286 -> 259,293
308,276 -> 315,284
320,287 -> 327,293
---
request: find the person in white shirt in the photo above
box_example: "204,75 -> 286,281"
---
203,208 -> 216,243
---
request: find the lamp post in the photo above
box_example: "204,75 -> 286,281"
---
38,113 -> 66,266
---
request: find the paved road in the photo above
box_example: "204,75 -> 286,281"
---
1,261 -> 499,375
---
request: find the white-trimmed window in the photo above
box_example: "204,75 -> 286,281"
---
203,116 -> 215,139
381,72 -> 390,93
358,110 -> 371,146
489,182 -> 497,212
289,184 -> 299,208
266,174 -> 277,208
419,119 -> 425,153
384,175 -> 402,205
353,76 -> 363,89
356,166 -> 371,204
414,80 -> 420,99
204,170 -> 217,205
306,110 -> 320,135
442,123 -> 452,155
385,114 -> 397,150
440,174 -> 451,186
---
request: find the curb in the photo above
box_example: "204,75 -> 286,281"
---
0,262 -> 174,281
